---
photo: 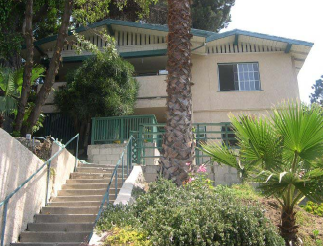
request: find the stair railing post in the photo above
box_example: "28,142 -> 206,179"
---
122,156 -> 124,184
45,160 -> 51,206
115,169 -> 118,198
74,134 -> 79,172
0,200 -> 8,246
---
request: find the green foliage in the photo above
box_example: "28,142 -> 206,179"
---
303,202 -> 323,217
97,179 -> 284,246
105,227 -> 151,246
191,0 -> 235,32
310,75 -> 323,105
143,0 -> 235,32
0,65 -> 45,115
201,101 -> 323,208
54,51 -> 138,121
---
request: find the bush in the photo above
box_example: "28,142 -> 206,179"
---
97,179 -> 284,246
303,201 -> 323,217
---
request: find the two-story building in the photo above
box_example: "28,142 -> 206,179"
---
26,19 -> 313,154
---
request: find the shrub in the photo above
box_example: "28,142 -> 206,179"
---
303,201 -> 323,217
97,179 -> 284,246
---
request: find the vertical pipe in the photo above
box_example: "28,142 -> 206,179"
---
45,160 -> 51,205
0,200 -> 8,246
74,135 -> 79,172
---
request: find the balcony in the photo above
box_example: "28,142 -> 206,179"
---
38,75 -> 167,116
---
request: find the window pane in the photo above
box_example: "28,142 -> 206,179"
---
248,63 -> 253,70
249,72 -> 254,80
250,81 -> 255,90
218,65 -> 236,91
253,63 -> 258,70
255,81 -> 260,90
240,82 -> 245,91
254,72 -> 259,80
245,72 -> 250,80
239,72 -> 244,81
243,64 -> 248,71
245,81 -> 250,91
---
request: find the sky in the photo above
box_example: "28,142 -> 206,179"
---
221,0 -> 323,103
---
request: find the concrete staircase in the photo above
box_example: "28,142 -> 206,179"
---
11,163 -> 127,246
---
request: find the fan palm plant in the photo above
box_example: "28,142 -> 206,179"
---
0,65 -> 44,127
201,101 -> 323,246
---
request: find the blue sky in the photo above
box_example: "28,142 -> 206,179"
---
222,0 -> 323,103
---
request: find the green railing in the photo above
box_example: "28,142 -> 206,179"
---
91,115 -> 158,145
133,122 -> 237,165
0,134 -> 79,246
88,136 -> 134,242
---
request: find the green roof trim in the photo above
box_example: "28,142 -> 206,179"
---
120,49 -> 167,58
44,49 -> 167,63
206,29 -> 313,46
34,19 -> 214,46
33,19 -> 313,49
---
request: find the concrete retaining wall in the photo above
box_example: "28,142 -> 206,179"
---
0,129 -> 76,246
87,144 -> 126,165
142,164 -> 241,185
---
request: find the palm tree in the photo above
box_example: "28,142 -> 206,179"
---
160,0 -> 195,185
201,101 -> 323,245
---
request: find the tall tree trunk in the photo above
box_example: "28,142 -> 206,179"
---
22,0 -> 73,135
14,0 -> 34,134
160,0 -> 195,185
280,206 -> 298,245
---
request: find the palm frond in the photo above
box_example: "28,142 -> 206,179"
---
272,101 -> 323,162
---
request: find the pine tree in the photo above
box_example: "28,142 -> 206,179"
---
310,75 -> 323,105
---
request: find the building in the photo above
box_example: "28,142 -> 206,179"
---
28,19 -> 313,125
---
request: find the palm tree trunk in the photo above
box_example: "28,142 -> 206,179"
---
280,206 -> 298,245
160,0 -> 195,186
22,0 -> 73,135
14,0 -> 34,133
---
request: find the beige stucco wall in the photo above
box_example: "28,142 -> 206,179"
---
0,129 -> 76,246
191,52 -> 299,123
41,51 -> 300,123
50,142 -> 77,198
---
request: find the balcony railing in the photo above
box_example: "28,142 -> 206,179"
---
90,114 -> 158,145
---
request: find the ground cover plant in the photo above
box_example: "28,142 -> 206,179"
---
201,101 -> 323,245
97,178 -> 285,246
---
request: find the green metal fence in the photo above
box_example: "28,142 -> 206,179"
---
91,115 -> 158,145
133,122 -> 237,165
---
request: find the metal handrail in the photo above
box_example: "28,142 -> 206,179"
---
88,135 -> 134,242
0,134 -> 79,246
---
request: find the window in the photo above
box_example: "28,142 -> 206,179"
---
218,63 -> 261,91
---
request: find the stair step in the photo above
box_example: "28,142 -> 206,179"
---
52,195 -> 116,202
35,214 -> 96,223
20,231 -> 90,243
41,207 -> 99,215
57,189 -> 119,196
71,173 -> 128,179
12,243 -> 83,246
62,183 -> 121,190
76,167 -> 118,173
78,163 -> 120,168
27,223 -> 94,232
66,179 -> 111,184
48,201 -> 111,207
